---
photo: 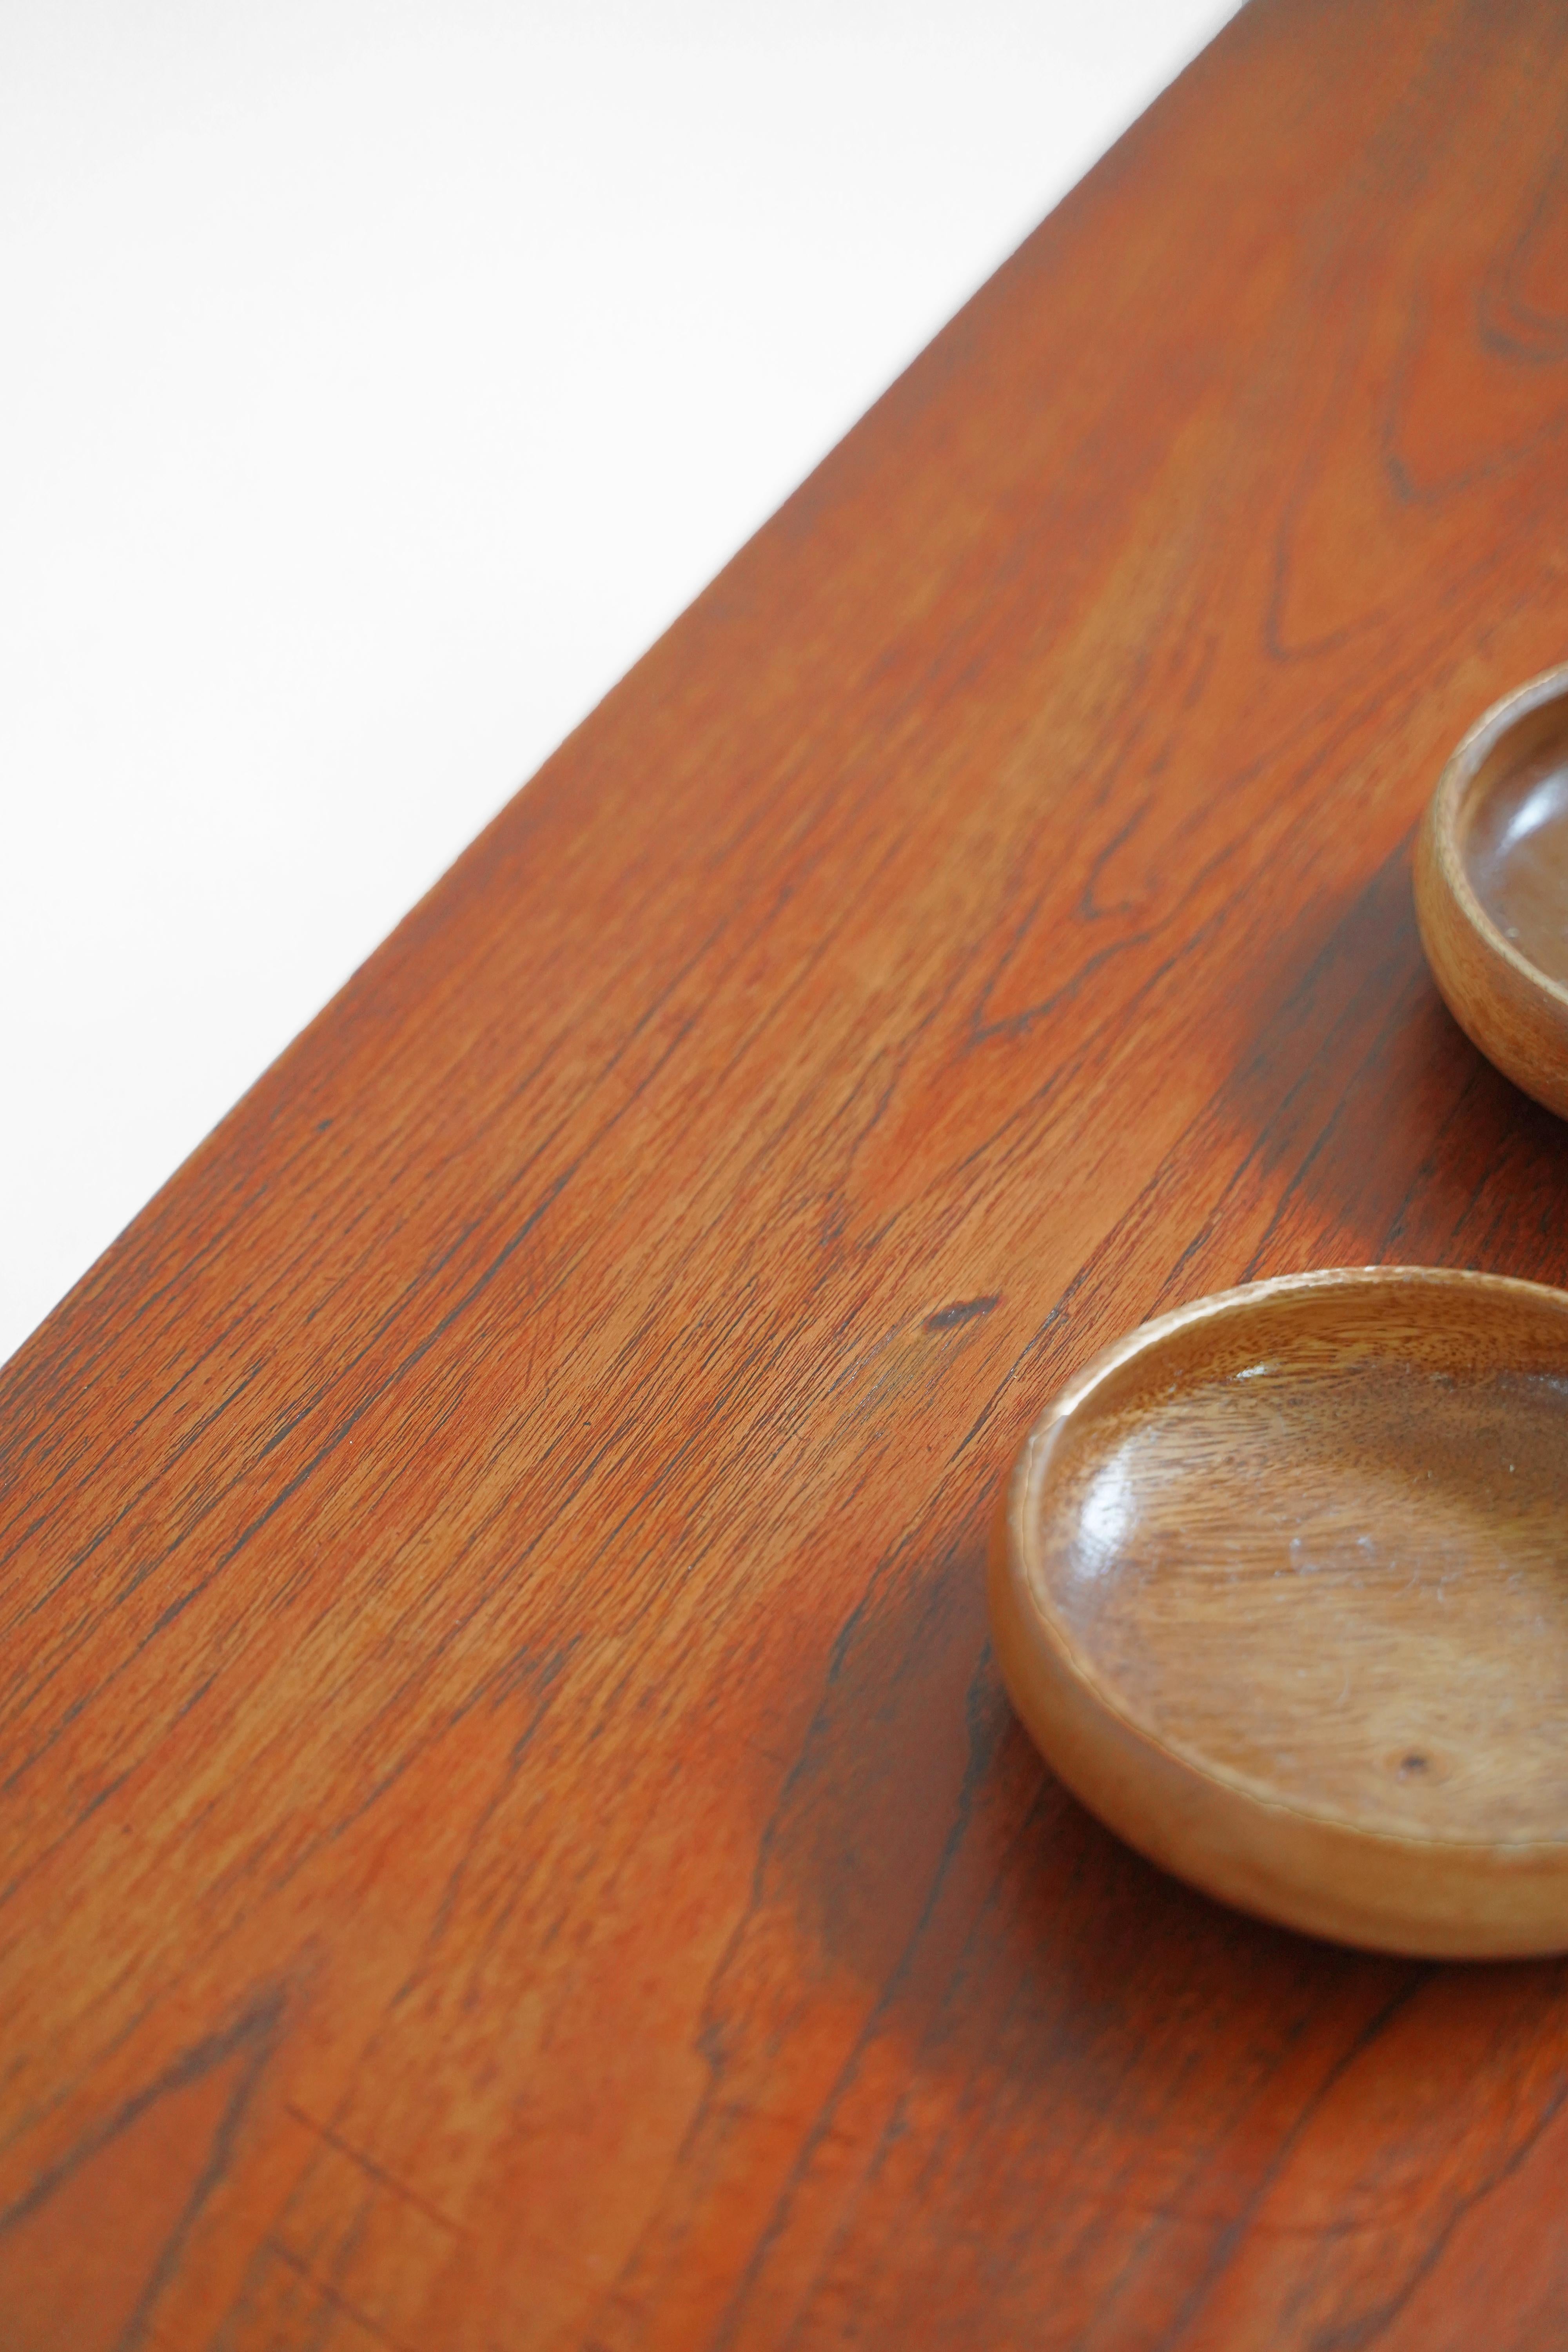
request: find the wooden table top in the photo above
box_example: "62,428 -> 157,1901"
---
8,4 -> 1568,2345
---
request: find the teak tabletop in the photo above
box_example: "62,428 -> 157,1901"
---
8,3 -> 1568,2345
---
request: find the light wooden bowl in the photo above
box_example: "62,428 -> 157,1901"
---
1416,661 -> 1568,1119
989,1267 -> 1568,1957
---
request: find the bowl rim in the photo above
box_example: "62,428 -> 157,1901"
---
1430,659 -> 1568,1016
1017,1261 -> 1568,1448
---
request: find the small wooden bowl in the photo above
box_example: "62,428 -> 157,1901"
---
1416,662 -> 1568,1119
989,1267 -> 1568,1958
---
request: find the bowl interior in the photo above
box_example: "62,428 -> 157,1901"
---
1029,1277 -> 1568,1845
1457,686 -> 1568,989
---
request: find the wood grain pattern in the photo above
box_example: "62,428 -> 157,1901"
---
1416,661 -> 1568,1116
991,1266 -> 1568,1958
8,1 -> 1568,2342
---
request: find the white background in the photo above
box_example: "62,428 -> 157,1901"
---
2,0 -> 1237,1368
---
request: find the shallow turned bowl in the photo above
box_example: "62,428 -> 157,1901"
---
989,1267 -> 1568,1958
1416,662 -> 1568,1118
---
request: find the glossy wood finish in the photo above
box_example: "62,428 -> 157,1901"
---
991,1267 -> 1568,1960
10,3 -> 1568,2345
1416,662 -> 1568,1118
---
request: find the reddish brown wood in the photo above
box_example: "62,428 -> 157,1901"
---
7,3 -> 1568,2343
